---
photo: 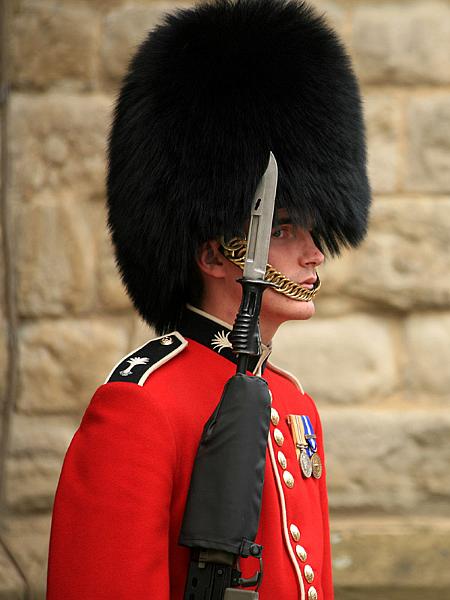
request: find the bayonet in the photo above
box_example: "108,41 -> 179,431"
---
243,152 -> 278,281
230,152 -> 278,373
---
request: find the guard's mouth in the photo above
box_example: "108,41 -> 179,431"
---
299,276 -> 318,289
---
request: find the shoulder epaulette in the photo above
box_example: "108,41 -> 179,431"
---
105,331 -> 187,385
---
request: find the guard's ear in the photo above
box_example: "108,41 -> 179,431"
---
197,240 -> 226,278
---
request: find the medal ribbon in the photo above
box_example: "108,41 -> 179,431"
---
300,415 -> 317,457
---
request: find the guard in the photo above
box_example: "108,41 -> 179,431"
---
47,1 -> 370,599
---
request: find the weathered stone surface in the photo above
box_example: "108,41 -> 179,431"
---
0,226 -> 7,401
17,317 -> 130,414
365,93 -> 401,194
308,0 -> 347,36
336,589 -> 444,600
93,203 -> 133,311
314,293 -> 371,318
100,0 -> 346,86
78,0 -> 129,10
11,1 -> 100,91
352,2 -> 450,85
336,588 -> 448,600
404,313 -> 450,399
0,539 -> 25,600
322,409 -> 450,514
129,315 -> 156,349
10,93 -> 110,202
0,228 -> 7,401
2,514 -> 51,600
0,317 -> 7,403
6,454 -> 63,515
332,517 -> 450,596
271,315 -> 397,405
5,414 -> 79,512
405,95 -> 450,193
15,197 -> 96,317
321,198 -> 450,311
100,3 -> 189,84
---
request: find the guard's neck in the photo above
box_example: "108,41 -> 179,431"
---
197,300 -> 277,346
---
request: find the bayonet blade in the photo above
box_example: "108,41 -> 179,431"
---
243,152 -> 278,281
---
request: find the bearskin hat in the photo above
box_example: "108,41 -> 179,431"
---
107,0 -> 371,334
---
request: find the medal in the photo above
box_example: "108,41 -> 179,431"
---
287,415 -> 313,478
302,415 -> 321,479
311,452 -> 322,479
288,414 -> 322,479
299,448 -> 313,478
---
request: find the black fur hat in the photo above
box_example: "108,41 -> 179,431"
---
107,0 -> 371,333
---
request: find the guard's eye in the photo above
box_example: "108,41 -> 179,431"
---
272,224 -> 294,239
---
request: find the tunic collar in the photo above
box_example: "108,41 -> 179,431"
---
179,305 -> 271,375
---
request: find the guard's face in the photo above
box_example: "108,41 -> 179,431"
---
260,209 -> 325,325
197,208 -> 325,338
218,209 -> 324,328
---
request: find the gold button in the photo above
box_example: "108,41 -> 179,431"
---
304,565 -> 314,583
283,470 -> 294,488
160,336 -> 173,346
273,428 -> 284,446
277,451 -> 287,470
289,524 -> 300,542
271,408 -> 280,426
308,586 -> 318,600
296,545 -> 307,562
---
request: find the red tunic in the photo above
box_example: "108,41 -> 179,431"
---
47,310 -> 333,600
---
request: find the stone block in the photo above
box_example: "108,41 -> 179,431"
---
0,539 -> 25,599
15,197 -> 96,317
404,313 -> 450,399
322,198 -> 450,311
100,3 -> 189,84
11,1 -> 100,91
332,517 -> 450,597
17,317 -> 130,414
271,315 -> 397,405
0,317 -> 7,403
129,314 -> 156,348
309,0 -> 347,36
93,202 -> 133,311
365,92 -> 401,194
2,514 -> 51,600
405,95 -> 450,193
313,249 -> 370,317
0,226 -> 7,380
336,588 -> 447,600
0,228 -> 7,401
352,2 -> 450,85
5,414 -> 78,513
79,0 -> 128,10
10,93 -> 110,203
322,409 -> 450,514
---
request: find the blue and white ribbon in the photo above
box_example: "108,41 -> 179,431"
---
301,415 -> 317,457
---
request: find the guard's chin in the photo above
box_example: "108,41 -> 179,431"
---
292,300 -> 316,320
264,292 -> 316,324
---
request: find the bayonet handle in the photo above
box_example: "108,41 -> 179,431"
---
230,279 -> 275,374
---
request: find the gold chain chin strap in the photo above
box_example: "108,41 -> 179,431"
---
220,238 -> 321,302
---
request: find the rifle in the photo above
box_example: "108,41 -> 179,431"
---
179,153 -> 278,599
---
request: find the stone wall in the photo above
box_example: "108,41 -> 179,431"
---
0,0 -> 449,598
